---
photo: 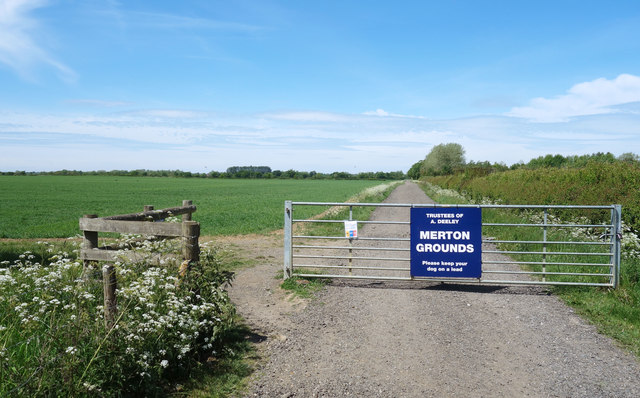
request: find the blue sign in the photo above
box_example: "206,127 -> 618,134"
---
410,207 -> 482,278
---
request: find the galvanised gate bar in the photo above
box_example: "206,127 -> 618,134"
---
283,201 -> 622,288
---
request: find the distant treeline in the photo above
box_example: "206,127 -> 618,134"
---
409,148 -> 639,179
1,168 -> 407,180
515,151 -> 638,169
226,166 -> 273,175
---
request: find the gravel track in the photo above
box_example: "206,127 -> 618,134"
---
228,181 -> 640,397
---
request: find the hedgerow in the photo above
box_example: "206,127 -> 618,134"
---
427,161 -> 640,233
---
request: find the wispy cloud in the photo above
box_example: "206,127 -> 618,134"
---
261,111 -> 351,123
131,11 -> 264,33
362,109 -> 426,119
350,130 -> 451,145
0,0 -> 75,81
363,108 -> 389,117
2,85 -> 640,172
121,109 -> 207,119
508,74 -> 640,122
66,99 -> 133,108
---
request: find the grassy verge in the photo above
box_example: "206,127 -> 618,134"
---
0,239 -> 80,265
278,269 -> 331,299
418,181 -> 640,358
175,245 -> 264,398
298,181 -> 402,237
171,320 -> 259,398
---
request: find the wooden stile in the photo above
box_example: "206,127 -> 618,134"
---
79,201 -> 199,327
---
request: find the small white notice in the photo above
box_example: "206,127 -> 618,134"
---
344,220 -> 358,239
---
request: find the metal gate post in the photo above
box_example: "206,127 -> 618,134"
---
284,200 -> 293,280
542,208 -> 548,282
613,204 -> 622,288
348,205 -> 353,275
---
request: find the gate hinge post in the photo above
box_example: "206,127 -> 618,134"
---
284,201 -> 293,280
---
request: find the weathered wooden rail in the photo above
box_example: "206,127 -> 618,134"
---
79,200 -> 200,327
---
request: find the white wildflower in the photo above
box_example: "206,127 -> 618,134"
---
0,274 -> 16,285
83,382 -> 98,392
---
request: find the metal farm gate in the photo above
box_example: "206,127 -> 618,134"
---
283,201 -> 622,288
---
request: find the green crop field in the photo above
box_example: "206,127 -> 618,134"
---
0,176 -> 388,238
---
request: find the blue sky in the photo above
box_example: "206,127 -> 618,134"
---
1,0 -> 639,173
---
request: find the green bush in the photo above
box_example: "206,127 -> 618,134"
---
428,161 -> 640,232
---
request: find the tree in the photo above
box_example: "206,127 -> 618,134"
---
420,143 -> 466,176
407,160 -> 423,180
618,152 -> 640,164
226,166 -> 272,176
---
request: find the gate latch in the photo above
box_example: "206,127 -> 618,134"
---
599,232 -> 623,240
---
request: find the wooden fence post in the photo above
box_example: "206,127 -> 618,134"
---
182,200 -> 193,222
82,214 -> 98,278
182,221 -> 200,263
103,264 -> 117,328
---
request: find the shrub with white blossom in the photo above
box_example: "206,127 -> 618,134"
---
0,239 -> 235,396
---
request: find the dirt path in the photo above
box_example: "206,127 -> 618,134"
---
227,181 -> 640,397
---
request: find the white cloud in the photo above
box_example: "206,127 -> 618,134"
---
508,74 -> 640,122
261,111 -> 351,122
363,108 -> 389,116
131,11 -> 263,33
124,109 -> 206,119
350,130 -> 453,144
66,99 -> 133,108
0,0 -> 75,81
363,108 -> 426,119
